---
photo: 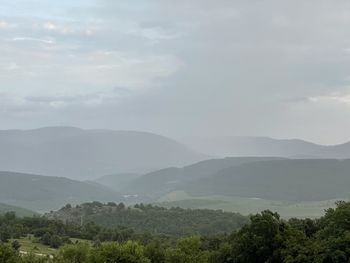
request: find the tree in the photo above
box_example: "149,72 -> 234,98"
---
230,210 -> 286,263
312,201 -> 350,262
50,235 -> 63,248
0,225 -> 11,243
165,236 -> 209,263
144,241 -> 166,263
89,241 -> 150,263
56,242 -> 90,263
280,228 -> 315,263
3,212 -> 16,223
11,240 -> 21,251
0,243 -> 20,263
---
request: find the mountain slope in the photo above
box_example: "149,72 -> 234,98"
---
0,127 -> 205,179
0,202 -> 38,217
94,173 -> 141,191
184,136 -> 326,158
122,157 -> 284,200
185,159 -> 350,201
0,171 -> 122,212
185,136 -> 350,159
322,142 -> 350,158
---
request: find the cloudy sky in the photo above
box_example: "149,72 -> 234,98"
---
1,0 -> 350,144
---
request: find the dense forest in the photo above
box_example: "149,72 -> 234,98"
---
45,202 -> 248,236
1,201 -> 350,262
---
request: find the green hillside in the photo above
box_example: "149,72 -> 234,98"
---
0,171 -> 122,213
123,157 -> 284,200
0,202 -> 37,217
186,159 -> 350,201
156,192 -> 340,218
127,158 -> 350,203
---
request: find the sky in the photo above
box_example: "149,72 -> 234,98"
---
1,0 -> 350,144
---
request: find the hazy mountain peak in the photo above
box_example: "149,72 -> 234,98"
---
183,135 -> 350,158
0,127 -> 206,179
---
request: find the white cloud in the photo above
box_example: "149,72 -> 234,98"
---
308,93 -> 350,105
0,42 -> 182,97
10,37 -> 56,45
0,20 -> 10,29
2,0 -> 350,143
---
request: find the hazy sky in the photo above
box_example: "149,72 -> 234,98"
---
1,0 -> 350,144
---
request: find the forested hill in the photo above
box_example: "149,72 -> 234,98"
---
0,171 -> 122,212
45,202 -> 248,236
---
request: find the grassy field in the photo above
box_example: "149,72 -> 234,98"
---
10,235 -> 92,258
10,235 -> 57,256
156,191 -> 342,218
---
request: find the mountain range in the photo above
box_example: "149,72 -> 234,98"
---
185,159 -> 350,201
183,136 -> 350,158
123,158 -> 350,203
0,127 -> 205,179
121,157 -> 284,200
2,126 -> 350,215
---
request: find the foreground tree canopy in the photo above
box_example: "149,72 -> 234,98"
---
1,201 -> 350,262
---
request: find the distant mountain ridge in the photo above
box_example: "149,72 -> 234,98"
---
123,157 -> 350,203
0,127 -> 205,179
184,136 -> 350,158
185,159 -> 350,201
0,202 -> 37,217
0,171 -> 122,212
122,157 -> 285,200
94,173 -> 141,191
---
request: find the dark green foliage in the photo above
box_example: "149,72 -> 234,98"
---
230,211 -> 286,263
312,201 -> 350,262
47,202 -> 248,237
89,241 -> 151,263
11,240 -> 20,251
0,226 -> 12,243
55,242 -> 90,263
164,236 -> 209,263
0,243 -> 20,263
144,241 -> 166,263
